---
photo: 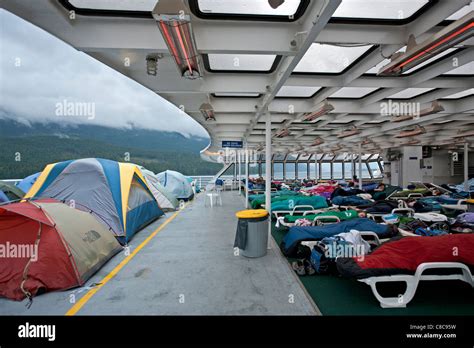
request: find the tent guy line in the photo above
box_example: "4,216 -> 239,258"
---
65,203 -> 189,316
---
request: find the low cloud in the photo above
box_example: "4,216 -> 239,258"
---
0,9 -> 208,138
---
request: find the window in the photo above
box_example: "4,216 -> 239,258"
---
330,0 -> 432,23
203,54 -> 281,73
276,86 -> 321,98
285,163 -> 296,179
344,162 -> 353,179
446,3 -> 474,20
443,61 -> 474,76
368,162 -> 383,178
273,153 -> 286,161
387,88 -> 435,99
68,0 -> 158,11
329,87 -> 379,99
273,163 -> 284,179
355,163 -> 371,179
366,47 -> 459,75
309,162 -> 319,179
297,163 -> 308,179
332,162 -> 343,179
213,93 -> 261,98
294,43 -> 374,74
321,163 -> 331,179
442,88 -> 474,99
189,0 -> 310,21
128,178 -> 154,211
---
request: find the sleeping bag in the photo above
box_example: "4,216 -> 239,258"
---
336,234 -> 474,279
281,218 -> 396,257
271,195 -> 328,211
332,195 -> 372,206
284,209 -> 359,223
362,200 -> 399,214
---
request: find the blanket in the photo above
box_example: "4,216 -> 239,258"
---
336,234 -> 474,279
281,218 -> 396,257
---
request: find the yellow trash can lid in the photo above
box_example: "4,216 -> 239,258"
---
466,199 -> 474,204
236,209 -> 269,219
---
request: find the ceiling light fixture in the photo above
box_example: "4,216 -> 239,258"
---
338,126 -> 360,138
153,2 -> 201,79
378,12 -> 473,76
391,101 -> 445,122
395,125 -> 426,138
301,100 -> 334,122
199,103 -> 215,121
274,128 -> 291,138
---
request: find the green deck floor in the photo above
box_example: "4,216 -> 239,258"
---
272,225 -> 474,315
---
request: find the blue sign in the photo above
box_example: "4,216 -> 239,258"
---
222,141 -> 243,148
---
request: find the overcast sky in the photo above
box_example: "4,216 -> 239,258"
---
0,9 -> 208,138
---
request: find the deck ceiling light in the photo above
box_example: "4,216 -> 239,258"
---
301,100 -> 334,122
391,101 -> 445,122
378,12 -> 473,76
153,2 -> 201,79
395,125 -> 426,138
338,126 -> 360,138
200,103 -> 215,121
274,128 -> 291,138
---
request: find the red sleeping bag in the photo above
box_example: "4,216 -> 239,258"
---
337,234 -> 474,279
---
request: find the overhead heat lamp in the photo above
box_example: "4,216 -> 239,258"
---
391,101 -> 445,122
200,103 -> 215,121
301,100 -> 334,122
395,125 -> 426,138
274,128 -> 291,138
454,129 -> 474,138
311,137 -> 325,146
378,11 -> 473,76
400,138 -> 421,146
153,2 -> 201,79
338,126 -> 360,138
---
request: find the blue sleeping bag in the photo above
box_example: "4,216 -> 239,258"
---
271,195 -> 328,211
281,218 -> 395,257
332,195 -> 371,206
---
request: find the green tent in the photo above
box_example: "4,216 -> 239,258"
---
0,181 -> 25,204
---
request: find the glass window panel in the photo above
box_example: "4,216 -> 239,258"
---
214,92 -> 260,97
443,61 -> 474,75
321,163 -> 331,179
285,163 -> 296,179
297,163 -> 308,179
332,0 -> 429,19
344,162 -> 353,179
208,54 -> 276,71
332,162 -> 343,179
330,87 -> 378,98
446,3 -> 474,20
69,0 -> 158,11
442,88 -> 474,99
309,163 -> 318,179
355,163 -> 371,179
273,163 -> 284,179
197,0 -> 302,16
369,162 -> 383,178
294,43 -> 373,73
388,88 -> 435,99
276,86 -> 321,98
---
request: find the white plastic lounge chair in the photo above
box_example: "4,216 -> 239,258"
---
359,262 -> 474,308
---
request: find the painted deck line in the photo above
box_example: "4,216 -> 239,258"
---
65,204 -> 187,316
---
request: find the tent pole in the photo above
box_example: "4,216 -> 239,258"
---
358,143 -> 363,190
265,111 -> 272,249
464,142 -> 469,192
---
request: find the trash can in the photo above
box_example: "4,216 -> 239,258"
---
234,209 -> 269,258
467,199 -> 474,213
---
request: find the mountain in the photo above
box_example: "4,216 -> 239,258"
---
0,118 -> 222,179
0,118 -> 210,154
